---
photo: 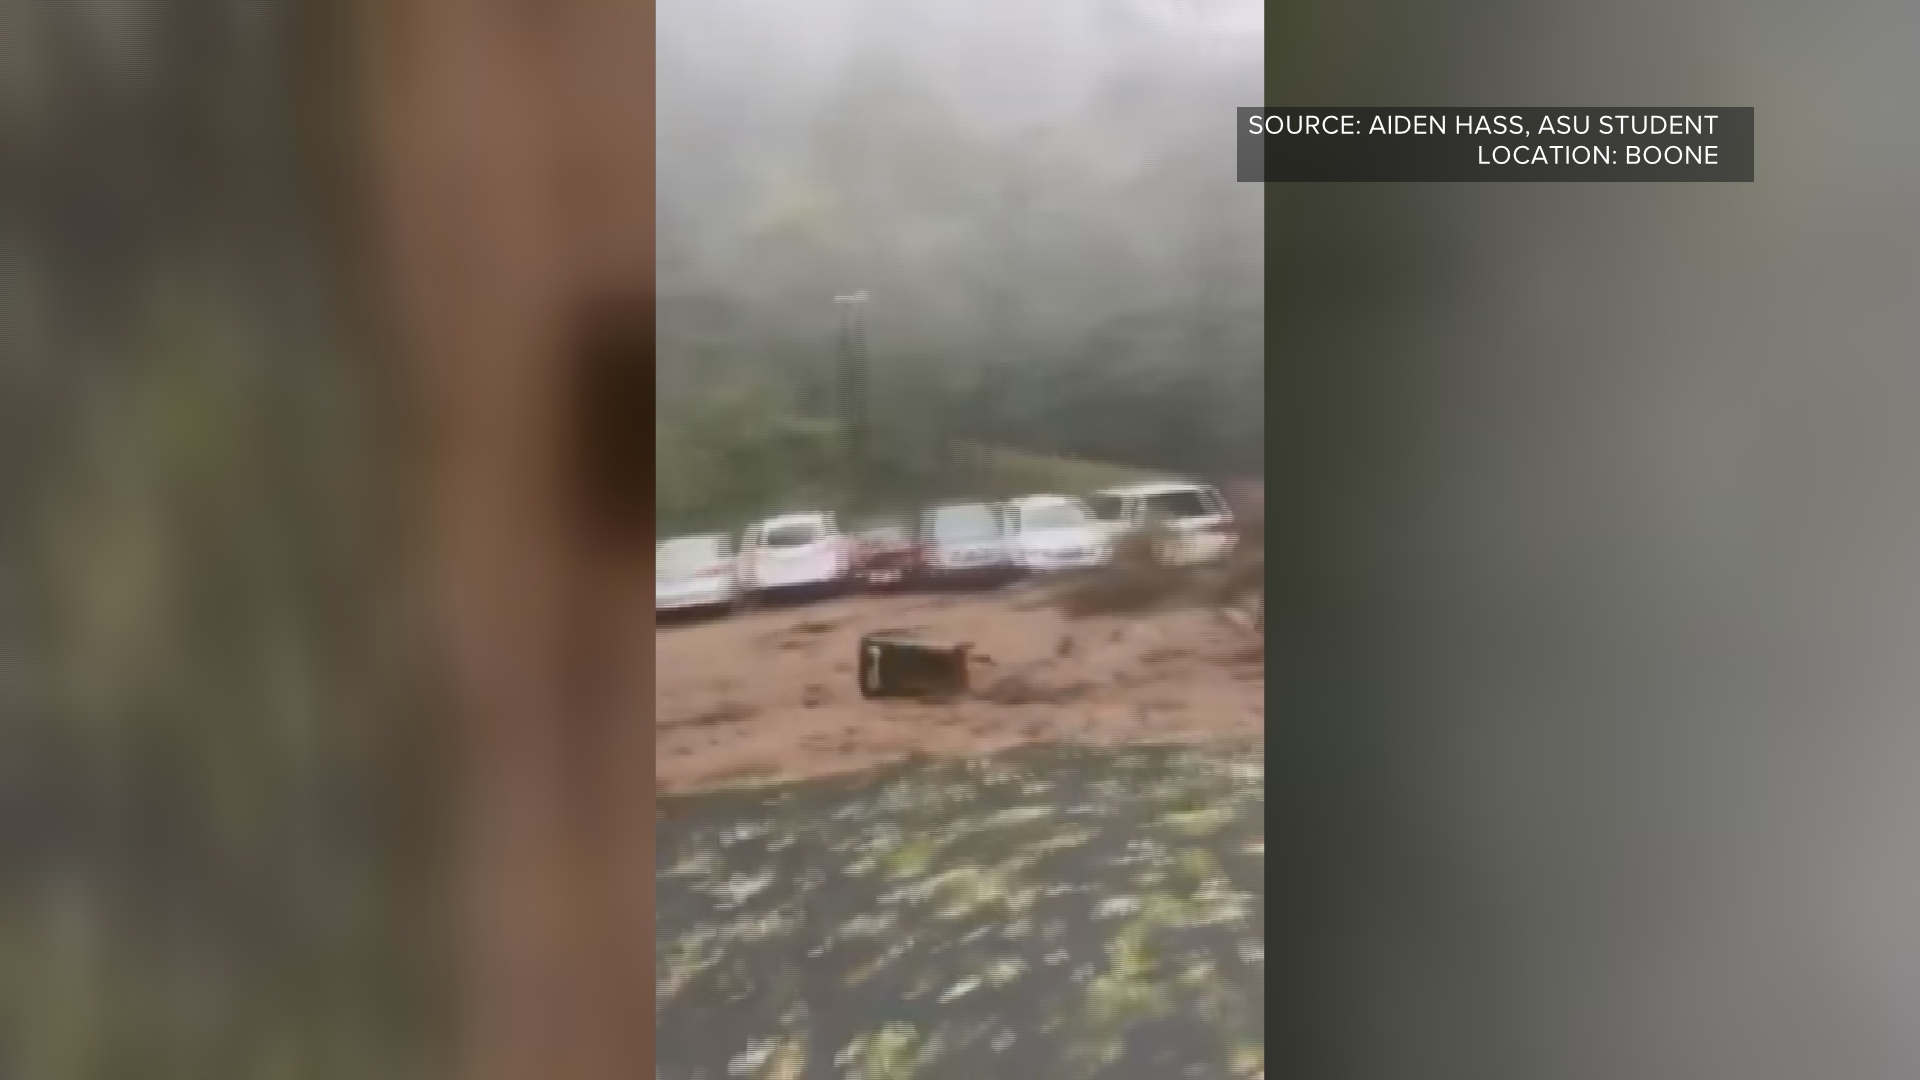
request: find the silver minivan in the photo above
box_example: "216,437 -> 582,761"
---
918,501 -> 1015,584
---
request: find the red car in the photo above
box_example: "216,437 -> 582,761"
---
850,520 -> 921,591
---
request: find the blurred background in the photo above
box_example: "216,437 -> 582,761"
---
9,0 -> 1920,1078
1269,4 -> 1920,1080
1,2 -> 442,1078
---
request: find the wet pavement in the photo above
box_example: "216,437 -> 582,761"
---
656,743 -> 1265,1080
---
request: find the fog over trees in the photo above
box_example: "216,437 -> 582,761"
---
656,0 -> 1266,529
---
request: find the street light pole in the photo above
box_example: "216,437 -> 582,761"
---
833,291 -> 872,502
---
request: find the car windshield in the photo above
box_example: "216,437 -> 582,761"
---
761,521 -> 824,548
1018,500 -> 1089,532
860,525 -> 910,546
1089,494 -> 1128,523
657,535 -> 726,576
930,504 -> 1001,542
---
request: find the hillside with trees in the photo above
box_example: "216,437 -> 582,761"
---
655,0 -> 1265,532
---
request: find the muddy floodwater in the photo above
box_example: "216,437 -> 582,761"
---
656,742 -> 1265,1080
655,588 -> 1265,793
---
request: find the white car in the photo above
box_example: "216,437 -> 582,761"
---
1089,480 -> 1238,566
1002,494 -> 1111,572
918,501 -> 1017,584
656,533 -> 741,614
739,511 -> 851,599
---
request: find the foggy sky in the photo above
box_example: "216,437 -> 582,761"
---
659,0 -> 1261,130
656,0 -> 1263,308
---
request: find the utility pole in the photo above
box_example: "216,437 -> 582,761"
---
834,291 -> 872,505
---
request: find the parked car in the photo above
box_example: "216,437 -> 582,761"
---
1001,493 -> 1111,572
738,511 -> 851,600
1089,480 -> 1237,565
655,532 -> 740,614
917,501 -> 1016,585
850,518 -> 921,590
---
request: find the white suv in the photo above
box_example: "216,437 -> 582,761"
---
739,511 -> 851,600
1089,480 -> 1237,566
